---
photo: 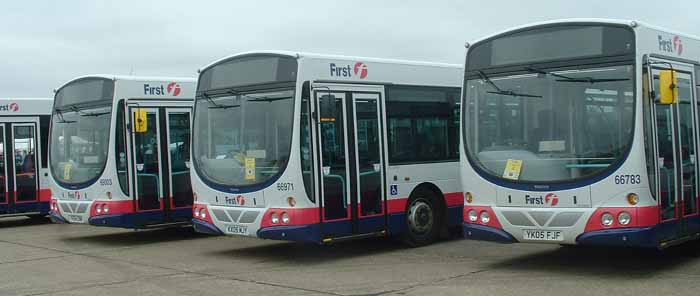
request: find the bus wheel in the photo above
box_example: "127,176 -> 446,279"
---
402,189 -> 441,247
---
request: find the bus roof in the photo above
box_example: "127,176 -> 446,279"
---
199,50 -> 462,73
467,18 -> 700,48
55,74 -> 197,93
0,98 -> 53,115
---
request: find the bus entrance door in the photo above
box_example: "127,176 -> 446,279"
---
315,87 -> 386,240
649,60 -> 700,244
129,106 -> 193,226
0,122 -> 40,214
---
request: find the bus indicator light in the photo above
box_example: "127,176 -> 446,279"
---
465,192 -> 473,204
627,193 -> 638,205
287,197 -> 296,207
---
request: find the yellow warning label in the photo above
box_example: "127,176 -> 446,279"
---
63,163 -> 72,180
245,157 -> 256,181
503,159 -> 523,180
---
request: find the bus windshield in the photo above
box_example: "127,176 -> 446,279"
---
50,78 -> 114,186
464,64 -> 634,183
193,88 -> 295,187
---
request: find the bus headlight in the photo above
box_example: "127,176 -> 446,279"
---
194,208 -> 200,218
468,210 -> 478,222
618,212 -> 631,225
199,208 -> 207,219
96,205 -> 103,214
103,204 -> 109,213
281,212 -> 290,224
271,212 -> 279,224
479,211 -> 490,224
601,212 -> 614,227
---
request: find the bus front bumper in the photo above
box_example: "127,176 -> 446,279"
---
463,223 -> 517,243
49,211 -> 69,224
575,227 -> 658,248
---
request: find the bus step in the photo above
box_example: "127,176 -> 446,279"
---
322,230 -> 387,244
139,221 -> 191,229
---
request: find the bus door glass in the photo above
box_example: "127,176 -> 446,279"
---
130,107 -> 163,212
165,109 -> 193,209
12,124 -> 38,204
352,93 -> 384,233
650,64 -> 699,239
317,92 -> 350,230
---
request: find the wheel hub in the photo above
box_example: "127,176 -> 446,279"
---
408,200 -> 433,234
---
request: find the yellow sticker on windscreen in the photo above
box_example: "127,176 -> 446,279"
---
63,163 -> 72,180
503,159 -> 523,180
245,157 -> 256,181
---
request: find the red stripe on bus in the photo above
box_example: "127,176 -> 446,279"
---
444,192 -> 464,207
39,189 -> 52,202
90,200 -> 134,217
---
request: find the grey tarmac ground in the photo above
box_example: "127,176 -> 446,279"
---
1,217 -> 699,296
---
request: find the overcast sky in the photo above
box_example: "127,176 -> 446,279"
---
1,0 -> 699,97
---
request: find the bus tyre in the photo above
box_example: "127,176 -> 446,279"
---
402,189 -> 441,247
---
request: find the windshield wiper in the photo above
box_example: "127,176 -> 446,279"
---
201,93 -> 239,109
525,66 -> 630,84
478,71 -> 542,98
68,105 -> 109,117
55,110 -> 76,124
247,96 -> 292,103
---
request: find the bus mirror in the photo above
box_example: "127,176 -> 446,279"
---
135,109 -> 148,133
659,70 -> 679,105
320,94 -> 337,121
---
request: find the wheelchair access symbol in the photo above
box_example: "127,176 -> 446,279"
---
390,185 -> 398,196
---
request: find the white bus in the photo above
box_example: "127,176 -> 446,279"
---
461,19 -> 700,248
192,51 -> 463,245
0,98 -> 52,219
48,75 -> 196,229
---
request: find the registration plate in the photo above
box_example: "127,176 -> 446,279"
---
523,229 -> 563,241
68,215 -> 83,223
226,224 -> 248,235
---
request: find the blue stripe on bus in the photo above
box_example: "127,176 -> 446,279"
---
88,208 -> 192,229
0,202 -> 50,215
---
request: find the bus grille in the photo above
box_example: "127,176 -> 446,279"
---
210,208 -> 260,224
59,202 -> 90,214
502,211 -> 582,227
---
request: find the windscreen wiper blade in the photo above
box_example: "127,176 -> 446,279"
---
247,97 -> 292,103
525,66 -> 630,84
201,93 -> 239,109
55,110 -> 76,124
478,71 -> 542,98
486,90 -> 543,98
80,111 -> 110,117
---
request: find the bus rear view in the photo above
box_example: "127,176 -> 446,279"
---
461,19 -> 700,248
